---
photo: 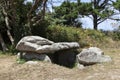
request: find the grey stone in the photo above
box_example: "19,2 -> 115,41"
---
76,63 -> 85,69
16,36 -> 54,53
77,47 -> 112,65
16,36 -> 80,66
16,36 -> 80,54
99,55 -> 112,63
25,61 -> 39,65
36,42 -> 80,53
17,52 -> 51,63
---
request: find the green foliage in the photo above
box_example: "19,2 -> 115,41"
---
0,45 -> 18,55
112,31 -> 120,40
0,50 -> 6,54
54,1 -> 81,27
31,20 -> 50,38
77,2 -> 92,15
86,29 -> 106,41
12,1 -> 33,42
46,25 -> 106,47
6,45 -> 17,55
113,0 -> 120,11
17,58 -> 26,64
105,30 -> 120,41
53,0 -> 114,30
46,25 -> 80,42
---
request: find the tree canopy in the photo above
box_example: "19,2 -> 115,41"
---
0,0 -> 120,51
53,0 -> 115,30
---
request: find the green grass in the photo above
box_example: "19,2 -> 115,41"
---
16,58 -> 26,64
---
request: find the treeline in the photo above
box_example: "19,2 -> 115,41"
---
0,0 -> 120,52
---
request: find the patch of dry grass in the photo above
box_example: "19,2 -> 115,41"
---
0,48 -> 120,80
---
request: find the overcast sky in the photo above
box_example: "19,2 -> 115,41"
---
27,0 -> 120,31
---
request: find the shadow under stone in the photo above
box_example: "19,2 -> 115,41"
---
48,50 -> 78,68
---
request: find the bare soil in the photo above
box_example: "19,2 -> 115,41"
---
0,48 -> 120,80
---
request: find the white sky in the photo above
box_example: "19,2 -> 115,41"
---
27,0 -> 120,31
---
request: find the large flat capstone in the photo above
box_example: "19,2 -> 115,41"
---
16,36 -> 80,54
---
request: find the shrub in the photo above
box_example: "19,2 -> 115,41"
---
46,25 -> 107,48
6,45 -> 17,55
46,25 -> 80,42
85,29 -> 106,42
112,31 -> 120,41
103,30 -> 120,41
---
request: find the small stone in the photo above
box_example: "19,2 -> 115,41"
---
25,61 -> 38,65
76,63 -> 85,69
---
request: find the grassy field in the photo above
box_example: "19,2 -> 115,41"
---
0,47 -> 120,80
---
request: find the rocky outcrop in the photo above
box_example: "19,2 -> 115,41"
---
77,47 -> 112,65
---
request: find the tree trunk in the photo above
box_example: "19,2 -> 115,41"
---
0,33 -> 8,51
26,0 -> 43,35
42,0 -> 47,20
93,14 -> 98,30
5,14 -> 15,45
26,18 -> 32,35
2,7 -> 15,45
6,30 -> 14,45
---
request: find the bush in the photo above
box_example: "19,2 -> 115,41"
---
112,31 -> 120,41
85,29 -> 106,41
46,25 -> 80,42
46,25 -> 107,48
6,45 -> 17,54
103,30 -> 120,41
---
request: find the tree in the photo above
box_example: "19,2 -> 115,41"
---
113,0 -> 120,11
54,0 -> 114,30
26,0 -> 48,35
0,0 -> 16,51
113,0 -> 120,20
90,0 -> 114,30
54,0 -> 81,27
76,0 -> 114,30
0,0 -> 48,51
0,0 -> 15,45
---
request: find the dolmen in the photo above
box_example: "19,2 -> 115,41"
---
16,36 -> 80,67
16,36 -> 112,68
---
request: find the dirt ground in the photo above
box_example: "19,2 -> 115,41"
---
0,48 -> 120,80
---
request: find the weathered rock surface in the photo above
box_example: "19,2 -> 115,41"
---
77,47 -> 112,65
76,63 -> 85,69
16,36 -> 80,67
25,61 -> 39,65
16,36 -> 80,54
36,42 -> 79,53
16,36 -> 54,53
17,52 -> 51,62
